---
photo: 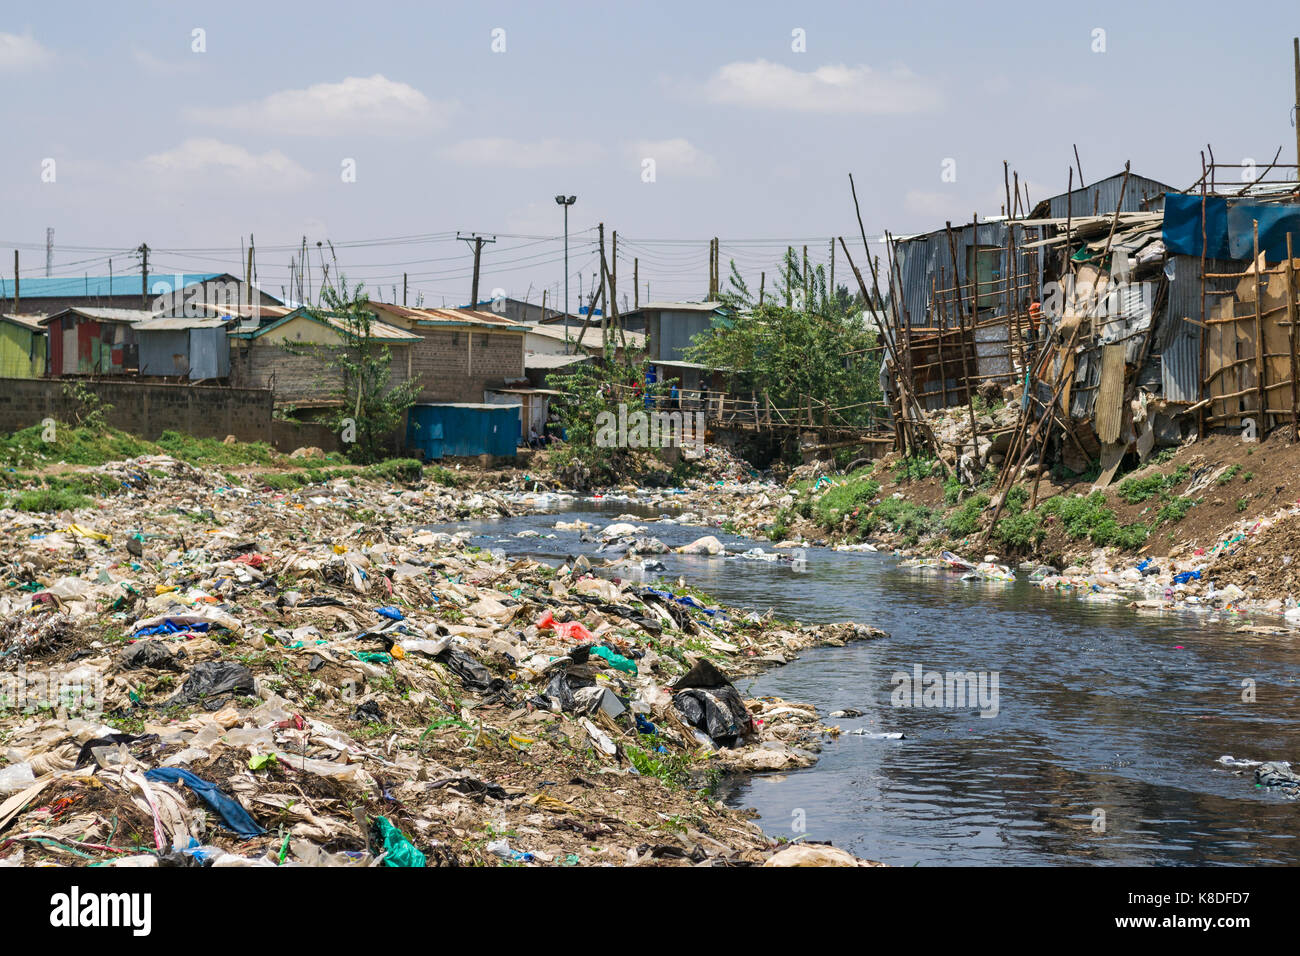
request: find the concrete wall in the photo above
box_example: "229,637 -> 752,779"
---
0,378 -> 272,443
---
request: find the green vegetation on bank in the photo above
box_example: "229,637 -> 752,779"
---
794,458 -> 1202,556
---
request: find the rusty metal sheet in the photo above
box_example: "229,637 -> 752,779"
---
1094,344 -> 1126,444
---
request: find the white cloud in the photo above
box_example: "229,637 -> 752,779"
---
0,31 -> 51,71
185,74 -> 453,136
141,138 -> 312,189
704,59 -> 940,114
437,137 -> 601,168
628,138 -> 717,177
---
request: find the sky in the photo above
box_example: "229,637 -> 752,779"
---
3,0 -> 1299,312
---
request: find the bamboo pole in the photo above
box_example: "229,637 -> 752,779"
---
1287,232 -> 1298,441
944,222 -> 981,466
1253,220 -> 1268,429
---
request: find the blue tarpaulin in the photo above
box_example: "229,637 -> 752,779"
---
1162,193 -> 1229,258
1163,192 -> 1300,261
144,767 -> 266,838
1227,202 -> 1300,260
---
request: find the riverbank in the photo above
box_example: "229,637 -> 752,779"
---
549,429 -> 1300,630
0,429 -> 883,867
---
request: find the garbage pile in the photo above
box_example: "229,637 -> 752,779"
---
0,454 -> 883,867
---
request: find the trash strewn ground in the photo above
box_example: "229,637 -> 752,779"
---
0,452 -> 884,867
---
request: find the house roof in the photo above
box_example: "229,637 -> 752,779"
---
524,353 -> 591,369
229,307 -> 421,343
523,323 -> 646,349
3,273 -> 228,300
132,316 -> 234,332
0,314 -> 47,333
635,301 -> 723,313
420,308 -> 525,329
367,302 -> 525,331
161,302 -> 294,321
38,307 -> 157,326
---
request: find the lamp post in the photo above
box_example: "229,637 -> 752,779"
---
555,194 -> 576,352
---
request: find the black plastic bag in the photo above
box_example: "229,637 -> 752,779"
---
165,661 -> 257,709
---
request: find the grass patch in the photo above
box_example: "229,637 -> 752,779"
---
10,488 -> 93,512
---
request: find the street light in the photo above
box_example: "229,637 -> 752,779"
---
555,194 -> 576,352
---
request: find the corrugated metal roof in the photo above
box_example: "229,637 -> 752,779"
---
636,301 -> 723,312
38,307 -> 156,325
524,353 -> 590,369
0,314 -> 47,332
523,323 -> 646,349
1044,172 -> 1176,219
3,273 -> 224,299
231,307 -> 420,342
133,316 -> 233,331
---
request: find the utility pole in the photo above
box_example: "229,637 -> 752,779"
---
633,257 -> 639,309
137,243 -> 149,309
403,273 -> 408,307
1294,37 -> 1300,170
457,232 -> 495,308
554,194 -> 577,347
12,251 -> 18,313
759,271 -> 765,307
45,228 -> 53,277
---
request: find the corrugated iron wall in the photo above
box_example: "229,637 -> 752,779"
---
1046,174 -> 1172,219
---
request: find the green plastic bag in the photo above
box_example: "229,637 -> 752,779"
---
590,645 -> 637,675
375,816 -> 425,867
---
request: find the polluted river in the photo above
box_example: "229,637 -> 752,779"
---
436,497 -> 1300,867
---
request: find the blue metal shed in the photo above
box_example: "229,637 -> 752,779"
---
406,403 -> 518,460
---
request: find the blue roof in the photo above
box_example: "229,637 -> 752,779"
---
0,273 -> 226,299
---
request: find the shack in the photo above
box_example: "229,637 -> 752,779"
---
0,314 -> 47,378
39,307 -> 151,375
405,403 -> 519,460
132,315 -> 233,380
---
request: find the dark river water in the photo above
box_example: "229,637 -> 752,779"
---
436,497 -> 1300,866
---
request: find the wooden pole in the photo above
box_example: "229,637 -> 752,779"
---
1285,232 -> 1299,442
633,258 -> 639,309
758,271 -> 765,307
945,222 -> 981,464
1294,38 -> 1300,172
1253,220 -> 1268,429
1198,152 -> 1209,439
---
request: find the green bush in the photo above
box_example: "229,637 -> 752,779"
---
945,494 -> 990,536
993,511 -> 1045,550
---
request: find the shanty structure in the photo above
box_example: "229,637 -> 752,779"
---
38,307 -> 153,375
0,314 -> 47,378
133,316 -> 234,380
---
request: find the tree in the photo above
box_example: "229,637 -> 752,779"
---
691,257 -> 884,429
303,277 -> 423,463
